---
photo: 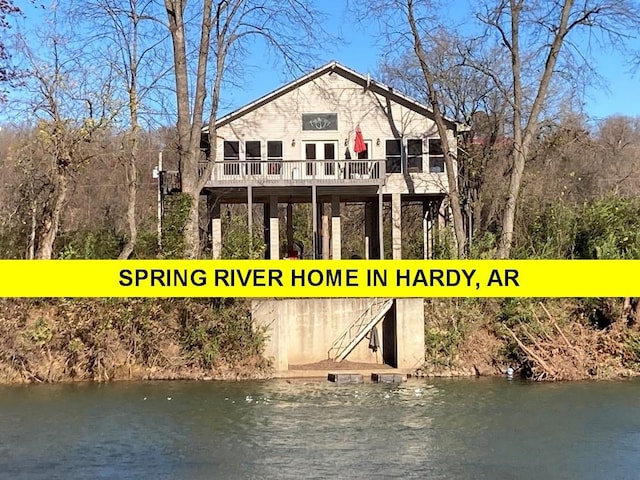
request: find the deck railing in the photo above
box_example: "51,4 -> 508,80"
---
198,159 -> 387,186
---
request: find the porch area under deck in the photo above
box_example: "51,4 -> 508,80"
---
204,183 -> 447,261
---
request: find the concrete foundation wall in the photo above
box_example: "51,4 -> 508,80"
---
395,299 -> 428,370
252,298 -> 425,371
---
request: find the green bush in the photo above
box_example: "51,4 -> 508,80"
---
178,298 -> 267,369
425,325 -> 465,368
497,298 -> 535,328
432,229 -> 456,259
575,197 -> 640,259
0,222 -> 29,259
57,229 -> 124,259
513,201 -> 578,259
468,231 -> 497,259
222,214 -> 265,259
511,196 -> 640,260
161,193 -> 192,259
133,227 -> 160,259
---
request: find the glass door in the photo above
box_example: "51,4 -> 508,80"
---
303,141 -> 339,180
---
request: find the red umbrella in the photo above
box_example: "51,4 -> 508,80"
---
354,125 -> 366,154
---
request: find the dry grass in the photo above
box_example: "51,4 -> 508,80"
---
422,298 -> 640,381
0,298 -> 271,384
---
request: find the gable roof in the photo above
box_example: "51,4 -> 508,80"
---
208,61 -> 459,132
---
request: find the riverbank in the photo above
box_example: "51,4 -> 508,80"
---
0,298 -> 271,384
422,297 -> 640,381
1,297 -> 639,384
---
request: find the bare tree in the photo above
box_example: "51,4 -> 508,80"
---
472,0 -> 640,258
0,0 -> 21,100
370,1 -> 640,258
14,16 -> 115,259
380,31 -> 511,254
360,0 -> 467,258
76,0 -> 169,259
595,115 -> 640,195
524,112 -> 600,204
163,0 -> 326,258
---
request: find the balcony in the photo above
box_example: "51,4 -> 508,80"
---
200,159 -> 386,187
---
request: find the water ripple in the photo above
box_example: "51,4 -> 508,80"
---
1,378 -> 639,479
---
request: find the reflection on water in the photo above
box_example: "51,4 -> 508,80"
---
1,378 -> 639,479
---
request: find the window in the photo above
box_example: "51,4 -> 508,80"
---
223,140 -> 239,175
428,139 -> 445,173
302,113 -> 338,131
267,141 -> 283,175
245,141 -> 261,175
385,139 -> 402,173
407,139 -> 423,173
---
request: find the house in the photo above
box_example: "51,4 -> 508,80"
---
200,60 -> 458,260
190,61 -> 461,373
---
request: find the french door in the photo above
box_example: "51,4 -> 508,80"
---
303,141 -> 338,179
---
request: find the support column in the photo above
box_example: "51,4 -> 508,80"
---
247,186 -> 253,236
395,298 -> 427,369
331,195 -> 341,260
322,202 -> 330,260
211,199 -> 221,259
365,201 -> 380,260
268,195 -> 279,260
423,200 -> 431,260
263,202 -> 270,259
286,202 -> 294,255
311,185 -> 318,259
378,193 -> 384,259
391,193 -> 402,259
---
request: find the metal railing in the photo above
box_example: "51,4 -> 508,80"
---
327,298 -> 394,362
199,159 -> 387,186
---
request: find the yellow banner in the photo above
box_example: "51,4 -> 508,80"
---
0,259 -> 639,297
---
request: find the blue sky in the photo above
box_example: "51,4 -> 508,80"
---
219,1 -> 382,116
223,1 -> 640,122
12,0 -> 640,123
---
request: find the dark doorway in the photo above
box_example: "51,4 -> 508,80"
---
382,300 -> 397,367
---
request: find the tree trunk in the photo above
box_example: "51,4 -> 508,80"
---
183,188 -> 202,259
35,168 -> 68,260
497,147 -> 525,258
406,0 -> 466,258
118,139 -> 139,259
164,0 -> 212,259
27,199 -> 37,260
118,2 -> 141,260
496,0 -> 575,258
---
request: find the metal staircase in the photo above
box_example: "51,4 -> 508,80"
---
327,298 -> 394,362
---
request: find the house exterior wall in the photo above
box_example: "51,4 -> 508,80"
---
212,72 -> 455,195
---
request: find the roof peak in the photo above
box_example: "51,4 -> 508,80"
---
208,61 -> 458,131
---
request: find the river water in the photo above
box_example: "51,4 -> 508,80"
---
1,377 -> 639,479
